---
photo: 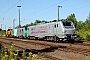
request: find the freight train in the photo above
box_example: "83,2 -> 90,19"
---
6,20 -> 77,41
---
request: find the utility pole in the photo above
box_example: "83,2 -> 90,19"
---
17,6 -> 21,28
5,25 -> 6,30
1,24 -> 2,30
58,6 -> 62,21
13,19 -> 15,29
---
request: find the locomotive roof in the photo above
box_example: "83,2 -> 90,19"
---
36,19 -> 71,25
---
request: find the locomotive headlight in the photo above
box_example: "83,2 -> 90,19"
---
73,30 -> 76,34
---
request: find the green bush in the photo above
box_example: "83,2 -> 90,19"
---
86,33 -> 90,41
0,42 -> 2,49
0,43 -> 37,60
0,30 -> 5,36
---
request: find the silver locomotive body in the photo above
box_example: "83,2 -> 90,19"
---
27,20 -> 77,41
60,21 -> 77,40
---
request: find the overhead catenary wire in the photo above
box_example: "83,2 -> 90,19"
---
0,0 -> 21,17
0,0 -> 9,11
0,0 -> 90,21
1,0 -> 90,29
36,0 -> 90,20
23,0 -> 67,18
61,1 -> 90,13
23,0 -> 90,20
48,4 -> 90,17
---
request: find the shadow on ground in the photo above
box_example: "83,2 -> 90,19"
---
24,46 -> 58,54
24,45 -> 66,54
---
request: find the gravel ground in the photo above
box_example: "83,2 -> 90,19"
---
46,50 -> 90,60
0,38 -> 90,60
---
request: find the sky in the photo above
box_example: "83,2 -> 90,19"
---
0,0 -> 90,30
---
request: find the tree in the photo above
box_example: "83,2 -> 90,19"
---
66,13 -> 77,28
76,13 -> 90,40
76,21 -> 84,31
41,20 -> 47,22
25,22 -> 34,27
85,13 -> 90,30
86,33 -> 90,40
24,20 -> 47,27
35,20 -> 41,24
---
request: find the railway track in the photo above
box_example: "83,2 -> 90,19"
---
0,40 -> 61,60
72,40 -> 90,46
0,37 -> 62,60
1,36 -> 90,47
58,46 -> 90,56
0,37 -> 90,60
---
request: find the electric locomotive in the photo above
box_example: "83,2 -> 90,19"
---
27,19 -> 77,41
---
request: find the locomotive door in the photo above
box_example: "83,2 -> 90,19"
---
49,24 -> 54,35
54,23 -> 57,35
54,23 -> 59,35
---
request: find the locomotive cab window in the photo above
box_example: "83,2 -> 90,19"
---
62,21 -> 73,27
57,24 -> 58,27
54,24 -> 58,28
7,29 -> 10,31
54,24 -> 56,28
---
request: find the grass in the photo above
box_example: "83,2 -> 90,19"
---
0,30 -> 5,36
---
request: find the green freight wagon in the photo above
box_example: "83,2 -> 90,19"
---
12,29 -> 14,37
12,29 -> 18,37
23,27 -> 27,38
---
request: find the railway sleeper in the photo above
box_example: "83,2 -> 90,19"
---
83,53 -> 89,56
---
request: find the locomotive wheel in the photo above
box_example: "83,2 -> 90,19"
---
29,36 -> 35,40
46,37 -> 49,40
18,36 -> 21,39
35,37 -> 38,40
6,35 -> 7,37
54,36 -> 57,42
44,37 -> 46,40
